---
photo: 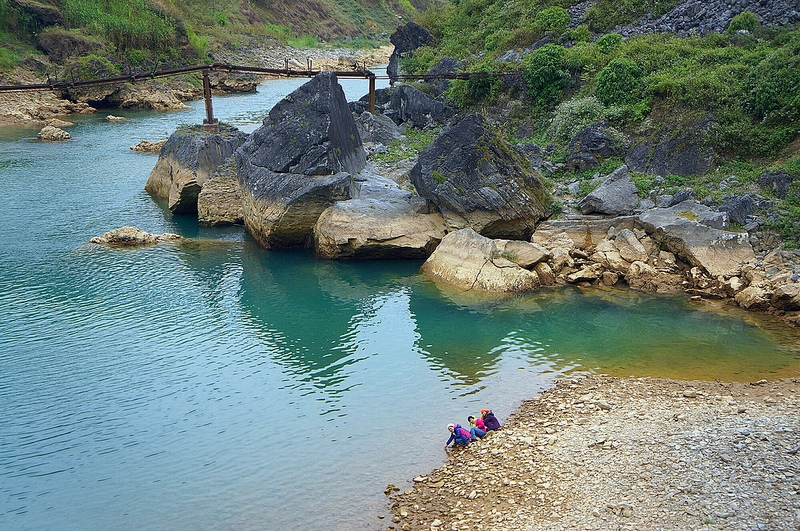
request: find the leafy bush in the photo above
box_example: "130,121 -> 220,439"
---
522,44 -> 571,109
595,58 -> 642,106
596,33 -> 622,54
448,62 -> 502,107
398,45 -> 436,75
548,96 -> 608,141
533,6 -> 570,34
727,11 -> 760,34
743,39 -> 800,125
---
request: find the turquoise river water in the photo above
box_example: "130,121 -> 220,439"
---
1,72 -> 799,531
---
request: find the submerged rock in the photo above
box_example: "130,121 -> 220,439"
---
90,226 -> 181,245
37,125 -> 71,141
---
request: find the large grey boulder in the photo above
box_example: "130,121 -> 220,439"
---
424,57 -> 463,97
236,72 -> 367,249
718,195 -> 756,226
386,84 -> 455,128
355,111 -> 402,146
638,200 -> 756,278
314,171 -> 446,259
387,22 -> 433,81
758,170 -> 794,199
420,228 -> 541,292
578,165 -> 639,216
409,114 -> 549,240
145,124 -> 248,214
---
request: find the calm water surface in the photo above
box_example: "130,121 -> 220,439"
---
1,73 -> 799,530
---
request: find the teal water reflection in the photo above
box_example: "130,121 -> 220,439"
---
1,73 -> 799,531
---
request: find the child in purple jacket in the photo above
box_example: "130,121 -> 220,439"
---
444,423 -> 471,449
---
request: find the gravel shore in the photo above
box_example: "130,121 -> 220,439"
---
387,375 -> 799,531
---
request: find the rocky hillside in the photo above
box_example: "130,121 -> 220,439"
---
391,0 -> 800,247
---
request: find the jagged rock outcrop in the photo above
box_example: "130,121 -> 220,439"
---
89,226 -> 181,245
145,124 -> 248,214
314,171 -> 446,259
131,140 -> 166,153
235,71 -> 366,249
208,71 -> 259,93
387,21 -> 433,81
758,170 -> 795,199
421,228 -> 542,292
385,84 -> 455,128
423,57 -> 463,97
409,114 -> 550,240
578,165 -> 639,216
614,0 -> 800,38
566,122 -> 619,171
355,111 -> 402,146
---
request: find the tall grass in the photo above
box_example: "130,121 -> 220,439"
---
62,0 -> 179,51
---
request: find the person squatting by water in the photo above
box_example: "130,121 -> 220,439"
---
467,416 -> 486,440
481,409 -> 501,431
444,423 -> 471,449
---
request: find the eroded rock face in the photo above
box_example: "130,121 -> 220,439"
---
409,114 -> 549,240
386,84 -> 455,128
421,228 -> 541,292
638,200 -> 755,278
314,173 -> 446,259
145,125 -> 248,215
197,159 -> 243,226
236,71 -> 366,249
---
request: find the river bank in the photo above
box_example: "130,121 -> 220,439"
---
386,375 -> 800,531
0,42 -> 392,126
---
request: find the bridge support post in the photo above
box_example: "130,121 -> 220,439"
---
202,69 -> 219,134
368,73 -> 376,114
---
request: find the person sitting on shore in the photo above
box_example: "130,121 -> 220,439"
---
467,415 -> 487,440
481,409 -> 501,431
444,423 -> 471,449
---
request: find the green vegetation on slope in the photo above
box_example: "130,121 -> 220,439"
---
402,0 -> 800,245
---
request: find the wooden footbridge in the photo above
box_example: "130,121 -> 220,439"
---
0,60 -> 519,132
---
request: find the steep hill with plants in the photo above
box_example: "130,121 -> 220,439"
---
394,0 -> 800,246
0,0 -> 439,72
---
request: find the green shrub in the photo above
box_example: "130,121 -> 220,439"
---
448,62 -> 501,107
533,6 -> 571,34
287,34 -> 318,48
743,41 -> 800,124
595,58 -> 642,106
399,45 -> 436,75
596,33 -> 622,54
548,96 -> 608,141
727,11 -> 760,34
569,24 -> 592,43
522,44 -> 571,109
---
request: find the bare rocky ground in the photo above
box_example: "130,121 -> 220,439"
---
386,375 -> 800,531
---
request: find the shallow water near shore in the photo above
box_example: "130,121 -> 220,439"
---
1,73 -> 799,530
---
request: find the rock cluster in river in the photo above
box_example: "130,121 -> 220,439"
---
387,375 -> 800,531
